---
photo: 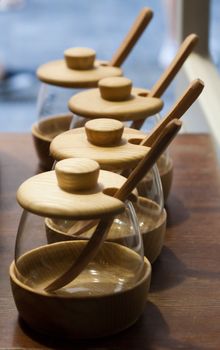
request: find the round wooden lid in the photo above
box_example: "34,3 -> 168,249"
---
37,47 -> 122,88
50,119 -> 148,170
17,158 -> 126,220
68,76 -> 163,121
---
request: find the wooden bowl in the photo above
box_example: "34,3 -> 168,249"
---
31,114 -> 72,171
10,241 -> 151,339
45,197 -> 167,263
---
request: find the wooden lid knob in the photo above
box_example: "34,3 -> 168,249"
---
98,77 -> 132,101
85,118 -> 124,146
55,158 -> 100,191
64,47 -> 96,70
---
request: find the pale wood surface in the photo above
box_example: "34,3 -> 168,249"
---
131,33 -> 199,130
115,121 -> 181,202
55,158 -> 100,191
14,241 -> 146,295
64,47 -> 96,70
10,249 -> 150,338
37,60 -> 122,88
1,133 -> 220,348
110,7 -> 153,67
46,197 -> 167,264
149,33 -> 198,98
85,118 -> 124,146
32,114 -> 72,142
50,126 -> 148,170
37,7 -> 154,88
98,77 -> 132,101
68,87 -> 163,121
16,169 -> 127,220
46,121 -> 181,292
141,79 -> 204,147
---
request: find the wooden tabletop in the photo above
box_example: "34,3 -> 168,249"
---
0,133 -> 220,349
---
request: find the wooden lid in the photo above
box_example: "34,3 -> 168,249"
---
17,158 -> 127,220
37,47 -> 122,88
68,77 -> 163,121
50,120 -> 148,170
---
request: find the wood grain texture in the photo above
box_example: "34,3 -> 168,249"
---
1,133 -> 220,348
10,247 -> 151,338
130,34 -> 199,130
149,33 -> 199,98
85,118 -> 124,146
64,47 -> 96,70
16,168 -> 127,220
50,126 -> 149,170
31,114 -> 72,170
45,121 -> 181,292
98,77 -> 132,101
55,158 -> 100,191
37,60 -> 122,88
141,79 -> 204,147
110,8 -> 153,67
45,197 -> 167,264
68,87 -> 163,121
12,241 -> 147,294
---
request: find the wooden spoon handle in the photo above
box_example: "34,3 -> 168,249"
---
149,33 -> 199,98
45,218 -> 113,293
45,119 -> 181,293
130,33 -> 199,130
141,79 -> 204,147
59,78 -> 203,238
110,8 -> 153,67
116,119 -> 181,201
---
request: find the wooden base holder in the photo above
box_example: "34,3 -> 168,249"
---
10,241 -> 151,339
31,114 -> 72,171
142,208 -> 166,263
45,197 -> 167,263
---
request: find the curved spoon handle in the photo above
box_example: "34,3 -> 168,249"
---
130,33 -> 199,130
141,79 -> 204,147
110,8 -> 153,67
149,33 -> 199,98
45,119 -> 181,293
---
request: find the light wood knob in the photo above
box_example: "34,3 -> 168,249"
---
55,158 -> 100,191
85,118 -> 124,146
98,77 -> 132,101
64,47 -> 96,70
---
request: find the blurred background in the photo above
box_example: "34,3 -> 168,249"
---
0,0 -> 219,131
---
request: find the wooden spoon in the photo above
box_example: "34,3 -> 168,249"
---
131,33 -> 199,129
110,8 -> 153,67
45,119 -> 181,293
62,78 -> 204,238
141,79 -> 204,147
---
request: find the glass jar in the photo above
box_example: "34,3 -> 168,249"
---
130,111 -> 173,202
50,119 -> 167,263
10,158 -> 151,338
67,76 -> 172,201
32,48 -> 122,170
